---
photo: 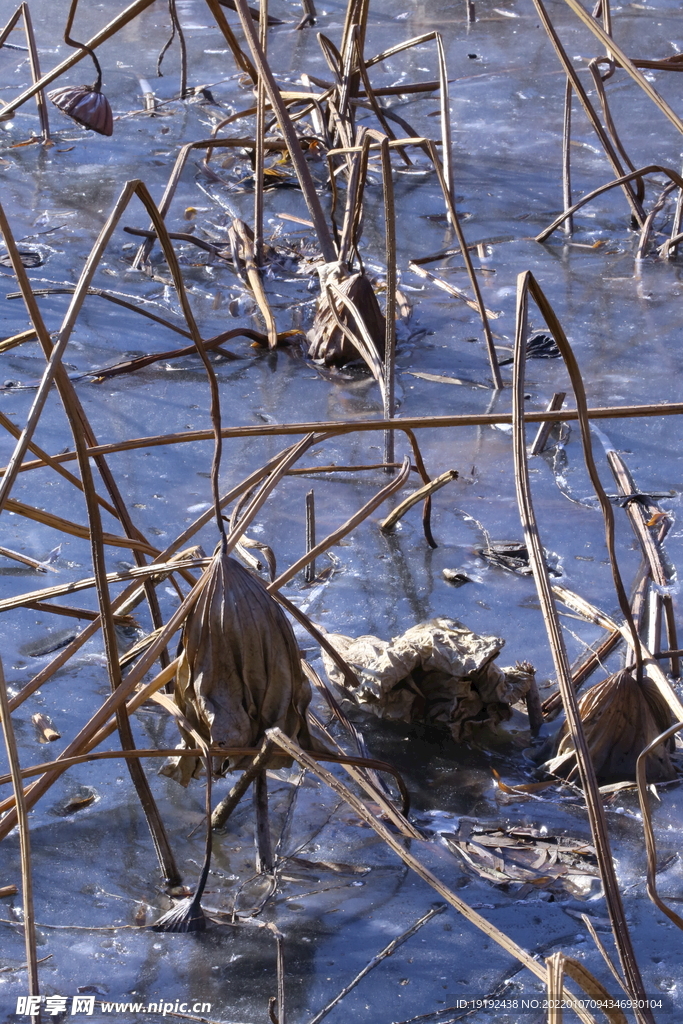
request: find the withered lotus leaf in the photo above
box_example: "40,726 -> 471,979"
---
307,261 -> 386,367
162,548 -> 315,785
47,85 -> 114,137
544,669 -> 676,784
321,618 -> 534,741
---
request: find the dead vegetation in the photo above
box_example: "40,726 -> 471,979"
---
0,0 -> 682,1020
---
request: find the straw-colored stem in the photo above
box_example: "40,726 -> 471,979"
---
0,656 -> 39,998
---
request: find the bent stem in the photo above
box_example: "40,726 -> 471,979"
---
511,270 -> 652,1022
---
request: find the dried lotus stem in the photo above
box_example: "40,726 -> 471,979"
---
0,656 -> 39,1000
636,721 -> 683,932
0,5 -> 50,141
379,470 -> 458,534
512,270 -> 654,1020
47,0 -> 114,135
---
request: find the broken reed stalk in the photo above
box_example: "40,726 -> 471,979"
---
0,745 -> 410,817
274,926 -> 286,1024
171,0 -> 189,98
636,186 -> 672,261
588,58 -> 644,204
212,737 -> 274,829
375,132 -> 397,466
542,558 -> 652,718
267,457 -> 411,591
0,655 -> 39,1001
0,406 -> 122,520
545,952 -> 565,1024
511,270 -> 653,1022
302,663 -> 403,812
425,140 -> 502,389
379,469 -> 458,533
7,400 -> 683,473
0,0 -> 156,120
297,0 -> 317,30
636,720 -> 683,932
266,729 -> 606,1024
307,904 -> 447,1024
529,392 -> 566,456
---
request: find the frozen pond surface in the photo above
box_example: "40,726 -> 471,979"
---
1,0 -> 683,1021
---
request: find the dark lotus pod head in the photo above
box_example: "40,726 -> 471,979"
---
47,84 -> 113,137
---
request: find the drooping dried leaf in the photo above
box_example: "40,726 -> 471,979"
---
47,85 -> 113,136
307,262 -> 386,367
161,548 -> 316,785
321,617 -> 534,741
544,669 -> 676,784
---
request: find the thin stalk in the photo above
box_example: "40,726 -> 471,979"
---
379,134 -> 397,466
537,164 -> 683,243
253,771 -> 274,873
636,721 -> 683,932
254,0 -> 267,264
304,490 -> 316,583
511,271 -> 653,1022
6,401 -> 683,471
307,905 -> 446,1024
562,77 -> 572,237
0,656 -> 39,1000
426,140 -> 502,388
229,0 -> 337,262
562,0 -> 683,135
531,0 -> 644,226
297,0 -> 316,29
530,392 -> 566,456
171,0 -> 188,98
21,4 -> 50,141
268,458 -> 410,590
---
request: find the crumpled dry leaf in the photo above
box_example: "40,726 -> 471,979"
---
442,822 -> 598,896
307,261 -> 386,367
321,617 -> 533,741
161,548 -> 316,785
544,669 -> 676,784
